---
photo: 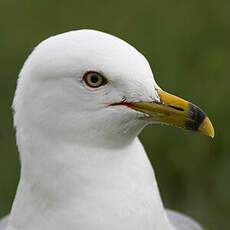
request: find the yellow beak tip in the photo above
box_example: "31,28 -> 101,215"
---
198,117 -> 215,138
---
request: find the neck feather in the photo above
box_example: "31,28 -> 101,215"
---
9,132 -> 173,230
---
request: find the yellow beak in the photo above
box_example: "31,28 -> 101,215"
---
130,89 -> 215,138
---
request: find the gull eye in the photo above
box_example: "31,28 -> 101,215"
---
83,71 -> 107,88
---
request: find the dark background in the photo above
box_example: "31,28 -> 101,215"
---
0,0 -> 229,229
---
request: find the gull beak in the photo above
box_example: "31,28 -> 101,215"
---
130,89 -> 215,138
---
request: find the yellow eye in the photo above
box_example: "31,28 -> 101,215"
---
83,71 -> 107,88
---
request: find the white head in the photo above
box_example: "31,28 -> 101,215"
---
13,29 -> 214,153
13,30 -> 161,149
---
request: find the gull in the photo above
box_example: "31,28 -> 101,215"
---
0,29 -> 214,230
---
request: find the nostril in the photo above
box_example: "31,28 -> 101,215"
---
168,105 -> 184,112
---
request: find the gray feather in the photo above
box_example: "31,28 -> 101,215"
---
166,209 -> 203,230
0,216 -> 9,230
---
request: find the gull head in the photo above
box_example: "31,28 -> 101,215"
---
13,30 -> 214,149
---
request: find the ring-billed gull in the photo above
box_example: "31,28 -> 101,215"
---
1,30 -> 214,230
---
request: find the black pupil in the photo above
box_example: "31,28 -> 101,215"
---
90,74 -> 99,84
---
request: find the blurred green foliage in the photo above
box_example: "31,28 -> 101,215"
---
0,0 -> 229,229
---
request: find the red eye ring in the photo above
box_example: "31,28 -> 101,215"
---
83,71 -> 107,88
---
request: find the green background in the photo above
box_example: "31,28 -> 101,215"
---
0,0 -> 229,229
